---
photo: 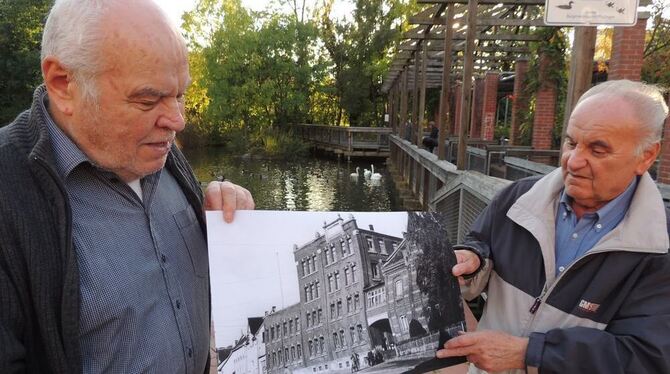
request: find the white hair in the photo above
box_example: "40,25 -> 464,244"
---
41,0 -> 186,104
575,79 -> 669,154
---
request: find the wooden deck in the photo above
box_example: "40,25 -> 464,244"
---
290,124 -> 391,158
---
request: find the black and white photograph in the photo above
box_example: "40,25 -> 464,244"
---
207,210 -> 466,374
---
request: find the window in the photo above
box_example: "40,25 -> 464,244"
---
354,294 -> 360,310
318,308 -> 323,324
289,319 -> 293,334
337,300 -> 342,317
307,257 -> 312,274
395,279 -> 403,299
312,311 -> 317,326
319,336 -> 325,352
366,237 -> 374,252
339,329 -> 346,347
340,239 -> 346,256
315,281 -> 320,298
271,326 -> 275,340
333,332 -> 339,348
334,272 -> 340,290
301,260 -> 306,277
367,288 -> 385,308
324,248 -> 330,265
312,255 -> 317,271
371,262 -> 380,278
308,340 -> 313,356
309,284 -> 314,301
378,239 -> 386,254
306,312 -> 311,328
328,274 -> 334,293
285,348 -> 289,362
344,268 -> 350,285
283,322 -> 288,335
351,264 -> 357,283
357,324 -> 364,341
330,303 -> 335,319
279,349 -> 283,365
296,317 -> 300,331
400,315 -> 409,332
347,235 -> 353,253
297,344 -> 302,358
291,346 -> 296,360
346,296 -> 352,313
305,286 -> 309,301
350,326 -> 356,343
272,352 -> 277,367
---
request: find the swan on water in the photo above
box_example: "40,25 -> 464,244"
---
350,167 -> 360,178
371,164 -> 382,180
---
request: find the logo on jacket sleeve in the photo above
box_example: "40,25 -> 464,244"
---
578,299 -> 600,313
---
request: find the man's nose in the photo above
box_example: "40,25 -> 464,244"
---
157,98 -> 186,132
565,147 -> 587,170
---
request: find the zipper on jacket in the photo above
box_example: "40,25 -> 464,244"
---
529,285 -> 548,314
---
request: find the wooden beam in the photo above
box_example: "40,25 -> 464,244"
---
418,0 -> 544,4
438,3 -> 455,159
418,43 -> 428,145
409,16 -> 546,27
561,26 -> 597,158
458,0 -> 478,170
404,31 -> 545,42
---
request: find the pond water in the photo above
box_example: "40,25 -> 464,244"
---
183,147 -> 405,211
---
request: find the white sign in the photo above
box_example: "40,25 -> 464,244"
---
544,0 -> 640,26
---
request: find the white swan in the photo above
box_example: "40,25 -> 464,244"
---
371,164 -> 382,180
363,168 -> 371,178
350,167 -> 360,178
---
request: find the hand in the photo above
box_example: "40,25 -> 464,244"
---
436,330 -> 528,372
452,249 -> 481,285
204,181 -> 255,223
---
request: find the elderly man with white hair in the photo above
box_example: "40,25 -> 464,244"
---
0,0 -> 253,373
437,80 -> 670,373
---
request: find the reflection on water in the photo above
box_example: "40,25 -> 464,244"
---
182,147 -> 404,211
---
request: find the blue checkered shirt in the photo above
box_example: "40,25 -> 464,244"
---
40,92 -> 209,373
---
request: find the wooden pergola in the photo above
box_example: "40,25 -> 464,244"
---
382,0 -> 600,169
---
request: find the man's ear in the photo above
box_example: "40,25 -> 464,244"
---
635,142 -> 660,175
41,57 -> 75,116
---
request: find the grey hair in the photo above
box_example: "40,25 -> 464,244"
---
575,79 -> 668,154
41,0 -> 186,105
41,0 -> 110,103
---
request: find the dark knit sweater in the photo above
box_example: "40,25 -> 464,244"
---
0,87 -> 207,373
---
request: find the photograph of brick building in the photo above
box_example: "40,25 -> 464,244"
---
209,211 -> 464,374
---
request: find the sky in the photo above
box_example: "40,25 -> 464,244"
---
206,210 -> 409,348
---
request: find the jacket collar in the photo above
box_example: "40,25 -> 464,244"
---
508,168 -> 669,271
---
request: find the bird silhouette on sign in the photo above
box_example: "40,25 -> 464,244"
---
617,7 -> 625,13
606,1 -> 614,7
557,1 -> 574,9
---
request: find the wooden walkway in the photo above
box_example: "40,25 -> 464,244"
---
290,124 -> 391,158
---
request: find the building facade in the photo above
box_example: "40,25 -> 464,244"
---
219,318 -> 266,374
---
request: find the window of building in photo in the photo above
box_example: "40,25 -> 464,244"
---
324,248 -> 330,265
354,293 -> 360,310
283,321 -> 288,335
346,296 -> 352,313
270,326 -> 275,340
337,300 -> 342,317
306,312 -> 311,328
291,346 -> 296,360
371,262 -> 380,278
298,344 -> 302,358
378,239 -> 387,254
339,329 -> 345,347
318,308 -> 323,324
400,315 -> 409,332
344,267 -> 350,285
315,281 -> 320,298
340,239 -> 347,257
296,317 -> 300,331
366,237 -> 374,252
330,246 -> 336,263
289,319 -> 293,334
332,332 -> 338,348
312,310 -> 317,326
351,264 -> 357,283
335,271 -> 340,290
285,348 -> 289,362
350,326 -> 356,343
357,324 -> 364,341
347,235 -> 353,253
395,279 -> 403,299
367,288 -> 385,308
308,340 -> 313,356
312,255 -> 317,271
328,274 -> 333,293
330,303 -> 335,319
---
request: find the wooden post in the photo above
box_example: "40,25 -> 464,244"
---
418,42 -> 428,146
389,83 -> 396,134
437,4 -> 455,160
561,26 -> 596,158
457,0 -> 478,170
412,49 -> 421,145
400,68 -> 409,140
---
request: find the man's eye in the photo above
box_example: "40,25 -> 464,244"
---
137,101 -> 158,109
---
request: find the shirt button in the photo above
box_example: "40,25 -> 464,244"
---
571,233 -> 578,239
161,254 -> 167,263
595,223 -> 603,230
176,300 -> 181,309
558,266 -> 565,272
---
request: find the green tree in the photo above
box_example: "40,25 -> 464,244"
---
642,1 -> 670,85
319,0 -> 408,127
0,0 -> 52,126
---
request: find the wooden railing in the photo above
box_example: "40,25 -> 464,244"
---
290,124 -> 392,158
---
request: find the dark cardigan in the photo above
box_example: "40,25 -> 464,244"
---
0,87 -> 207,373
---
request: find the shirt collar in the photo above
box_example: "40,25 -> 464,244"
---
559,177 -> 639,223
39,90 -> 90,179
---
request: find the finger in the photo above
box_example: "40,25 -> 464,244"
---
444,333 -> 478,349
219,182 -> 237,223
436,346 -> 473,358
204,182 -> 223,210
239,187 -> 255,210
